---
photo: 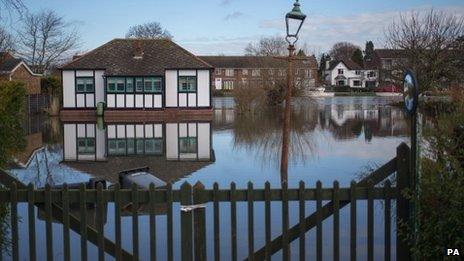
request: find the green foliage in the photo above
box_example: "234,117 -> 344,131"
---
364,41 -> 374,59
0,81 -> 26,167
41,76 -> 61,96
403,94 -> 464,259
351,48 -> 364,66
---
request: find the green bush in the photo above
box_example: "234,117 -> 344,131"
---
401,91 -> 464,259
0,81 -> 27,167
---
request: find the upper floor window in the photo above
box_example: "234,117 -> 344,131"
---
225,69 -> 234,77
251,69 -> 260,77
306,70 -> 311,78
178,76 -> 197,92
278,69 -> 286,76
367,71 -> 376,78
269,69 -> 274,75
242,69 -> 248,75
76,77 -> 94,93
338,69 -> 344,75
216,69 -> 222,75
355,70 -> 361,75
383,59 -> 393,69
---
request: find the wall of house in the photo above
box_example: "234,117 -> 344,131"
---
62,70 -> 105,108
10,64 -> 41,94
212,66 -> 318,90
329,63 -> 364,88
165,69 -> 211,108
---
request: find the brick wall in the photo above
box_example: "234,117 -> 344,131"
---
10,64 -> 41,94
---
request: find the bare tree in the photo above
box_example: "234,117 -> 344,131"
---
329,42 -> 360,61
0,26 -> 14,54
245,36 -> 287,56
16,10 -> 80,73
0,0 -> 26,21
126,22 -> 172,39
385,9 -> 464,90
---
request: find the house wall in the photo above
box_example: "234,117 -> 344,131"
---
165,69 -> 211,108
211,66 -> 318,90
62,70 -> 105,108
9,64 -> 41,94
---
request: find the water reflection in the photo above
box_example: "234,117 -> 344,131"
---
62,121 -> 214,185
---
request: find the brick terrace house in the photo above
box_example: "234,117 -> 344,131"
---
199,55 -> 318,90
0,52 -> 42,94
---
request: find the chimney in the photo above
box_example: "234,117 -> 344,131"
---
133,40 -> 144,59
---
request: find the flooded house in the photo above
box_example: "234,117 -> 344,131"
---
60,39 -> 213,117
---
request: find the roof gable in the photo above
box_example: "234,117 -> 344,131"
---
328,59 -> 362,71
61,39 -> 212,75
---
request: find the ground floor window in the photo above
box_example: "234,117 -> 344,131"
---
353,80 -> 362,87
76,77 -> 94,93
179,137 -> 197,153
77,138 -> 95,154
223,80 -> 234,90
178,76 -> 197,92
107,76 -> 163,94
337,80 -> 345,86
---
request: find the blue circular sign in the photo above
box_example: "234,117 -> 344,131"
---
403,70 -> 418,114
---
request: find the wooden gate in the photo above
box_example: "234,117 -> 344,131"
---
0,143 -> 412,260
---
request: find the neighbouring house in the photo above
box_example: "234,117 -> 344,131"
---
324,59 -> 377,89
0,52 -> 42,94
364,49 -> 406,87
60,39 -> 213,114
199,55 -> 318,90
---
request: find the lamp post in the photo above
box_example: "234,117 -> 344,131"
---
280,0 -> 307,179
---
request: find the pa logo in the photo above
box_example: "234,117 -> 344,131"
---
447,249 -> 460,256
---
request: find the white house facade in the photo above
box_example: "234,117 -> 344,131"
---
60,39 -> 213,111
325,60 -> 378,89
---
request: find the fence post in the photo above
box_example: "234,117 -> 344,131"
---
180,182 -> 193,261
193,182 -> 207,261
396,143 -> 411,261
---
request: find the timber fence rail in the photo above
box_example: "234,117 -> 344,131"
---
0,143 -> 412,261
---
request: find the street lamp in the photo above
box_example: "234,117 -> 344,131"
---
285,0 -> 307,46
280,0 -> 306,178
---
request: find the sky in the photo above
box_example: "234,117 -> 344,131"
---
7,0 -> 464,56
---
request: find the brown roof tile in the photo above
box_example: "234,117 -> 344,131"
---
60,39 -> 212,75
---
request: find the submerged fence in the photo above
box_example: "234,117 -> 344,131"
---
0,143 -> 412,261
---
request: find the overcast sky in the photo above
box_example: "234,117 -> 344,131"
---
14,0 -> 464,56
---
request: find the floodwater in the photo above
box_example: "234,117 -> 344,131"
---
4,96 -> 408,260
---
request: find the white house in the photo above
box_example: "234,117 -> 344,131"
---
325,59 -> 378,89
60,39 -> 213,111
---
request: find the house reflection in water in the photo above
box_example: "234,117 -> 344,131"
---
62,121 -> 214,185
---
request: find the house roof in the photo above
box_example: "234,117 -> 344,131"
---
364,49 -> 407,70
327,59 -> 363,71
63,156 -> 213,185
0,52 -> 41,76
60,39 -> 212,75
199,55 -> 317,69
0,52 -> 23,73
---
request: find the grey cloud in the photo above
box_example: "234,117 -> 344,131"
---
224,11 -> 244,20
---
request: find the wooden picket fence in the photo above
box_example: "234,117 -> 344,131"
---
0,143 -> 412,261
